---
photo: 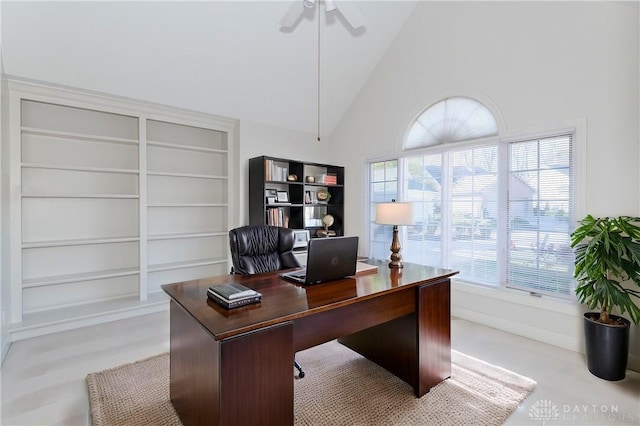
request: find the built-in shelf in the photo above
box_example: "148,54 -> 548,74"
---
22,194 -> 139,199
21,163 -> 139,175
22,236 -> 141,249
149,258 -> 227,273
148,203 -> 227,208
145,117 -> 230,296
23,267 -> 140,288
147,140 -> 227,154
147,170 -> 227,180
21,126 -> 139,146
9,79 -> 234,341
147,232 -> 226,241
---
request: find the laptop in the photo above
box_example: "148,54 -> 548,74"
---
280,236 -> 359,285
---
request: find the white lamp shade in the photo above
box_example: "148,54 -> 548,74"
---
375,202 -> 414,226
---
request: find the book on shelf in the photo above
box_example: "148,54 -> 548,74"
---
315,173 -> 337,185
264,159 -> 288,182
267,207 -> 289,227
305,190 -> 319,204
208,283 -> 262,309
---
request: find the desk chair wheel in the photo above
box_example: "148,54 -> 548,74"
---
294,360 -> 305,378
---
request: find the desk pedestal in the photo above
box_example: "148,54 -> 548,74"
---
170,302 -> 294,425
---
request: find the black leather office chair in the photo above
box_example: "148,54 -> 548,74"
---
228,224 -> 306,378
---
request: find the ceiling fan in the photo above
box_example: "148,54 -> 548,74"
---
280,0 -> 366,30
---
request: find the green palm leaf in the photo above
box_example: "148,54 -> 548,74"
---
571,216 -> 640,325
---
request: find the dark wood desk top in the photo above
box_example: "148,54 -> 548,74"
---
162,260 -> 458,341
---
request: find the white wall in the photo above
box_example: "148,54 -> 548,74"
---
330,1 -> 639,366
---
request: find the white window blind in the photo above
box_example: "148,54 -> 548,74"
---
506,133 -> 574,296
405,97 -> 498,149
449,145 -> 499,284
397,146 -> 500,285
369,160 -> 399,261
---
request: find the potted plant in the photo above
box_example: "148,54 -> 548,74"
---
570,215 -> 640,380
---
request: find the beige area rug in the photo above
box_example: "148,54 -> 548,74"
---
86,340 -> 536,426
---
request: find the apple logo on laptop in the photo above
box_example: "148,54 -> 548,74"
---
331,256 -> 339,266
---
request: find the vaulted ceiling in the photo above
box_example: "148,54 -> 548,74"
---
1,1 -> 418,136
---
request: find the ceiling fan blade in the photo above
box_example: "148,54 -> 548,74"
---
335,1 -> 365,29
280,1 -> 305,28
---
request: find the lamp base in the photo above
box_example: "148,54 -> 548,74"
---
388,259 -> 404,269
388,225 -> 404,269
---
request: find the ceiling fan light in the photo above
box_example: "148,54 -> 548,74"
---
324,0 -> 337,12
303,0 -> 315,8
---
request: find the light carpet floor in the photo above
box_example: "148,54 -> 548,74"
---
86,340 -> 536,426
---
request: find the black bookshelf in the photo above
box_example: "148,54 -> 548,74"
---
249,156 -> 345,237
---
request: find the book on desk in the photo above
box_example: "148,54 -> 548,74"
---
208,283 -> 262,309
355,261 -> 378,276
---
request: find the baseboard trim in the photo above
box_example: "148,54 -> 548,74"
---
627,352 -> 640,373
10,298 -> 169,341
451,282 -> 640,373
452,281 -> 583,353
452,306 -> 582,353
0,337 -> 10,367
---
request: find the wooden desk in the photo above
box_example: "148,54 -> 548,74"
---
162,261 -> 458,426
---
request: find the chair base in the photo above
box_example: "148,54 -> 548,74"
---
294,360 -> 305,378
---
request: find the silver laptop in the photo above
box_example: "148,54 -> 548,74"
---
280,236 -> 359,285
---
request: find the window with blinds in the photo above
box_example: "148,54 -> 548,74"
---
368,132 -> 575,299
506,133 -> 574,296
369,160 -> 399,261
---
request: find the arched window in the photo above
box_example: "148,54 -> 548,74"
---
404,97 -> 498,150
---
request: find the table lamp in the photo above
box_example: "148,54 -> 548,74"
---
375,199 -> 414,269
